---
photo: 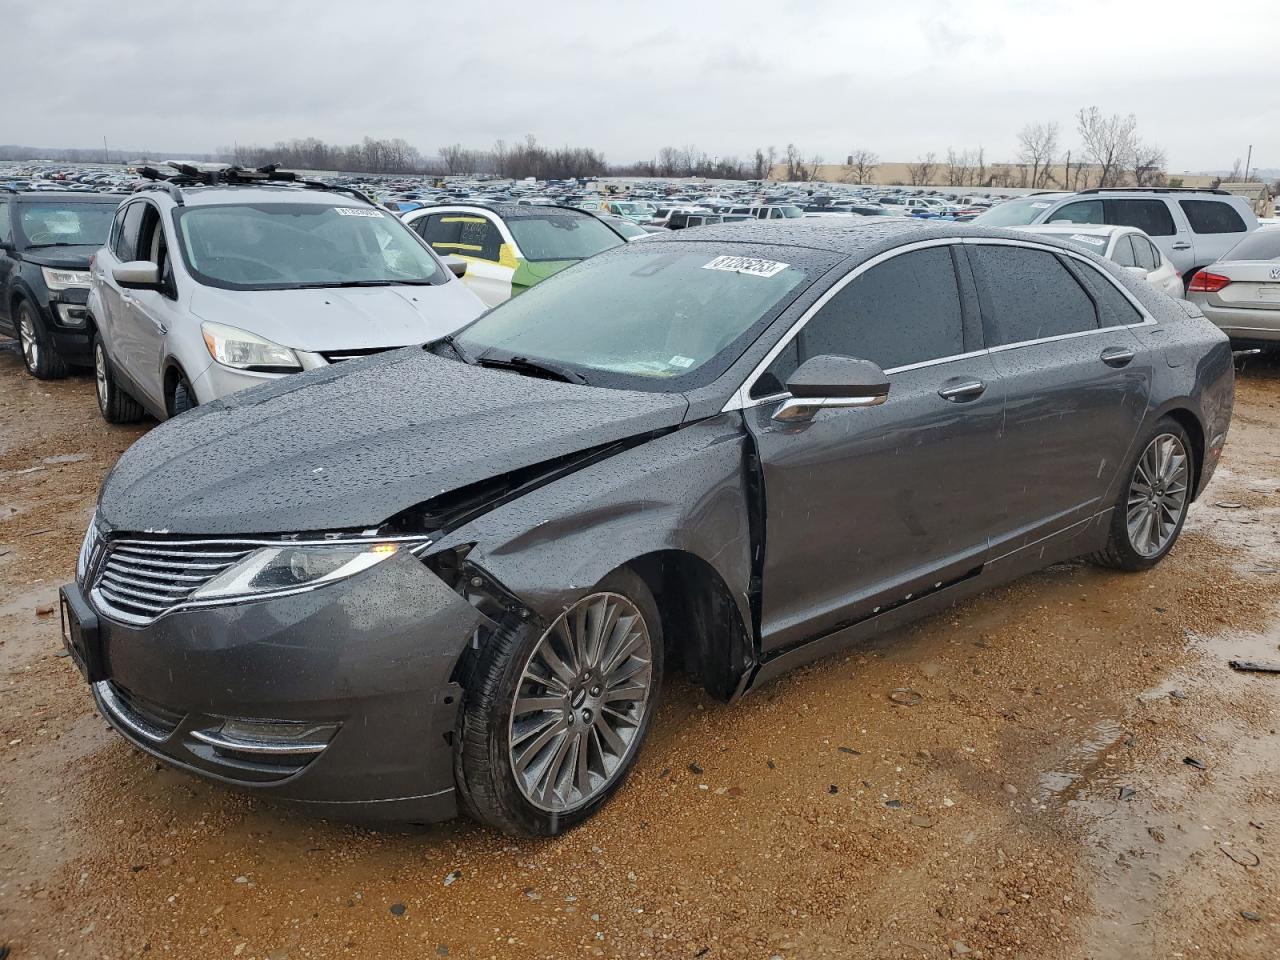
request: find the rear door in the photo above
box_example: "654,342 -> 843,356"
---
967,242 -> 1152,554
745,242 -> 1004,653
1107,198 -> 1188,276
1178,198 -> 1251,269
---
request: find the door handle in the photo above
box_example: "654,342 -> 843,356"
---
1172,242 -> 1191,250
1100,346 -> 1135,367
938,377 -> 987,402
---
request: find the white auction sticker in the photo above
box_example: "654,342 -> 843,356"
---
1070,234 -> 1107,247
668,355 -> 696,368
1030,201 -> 1052,209
334,207 -> 384,218
702,255 -> 790,278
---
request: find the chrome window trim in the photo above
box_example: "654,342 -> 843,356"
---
723,235 -> 1157,413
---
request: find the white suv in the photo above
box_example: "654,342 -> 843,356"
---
974,187 -> 1259,283
88,166 -> 485,422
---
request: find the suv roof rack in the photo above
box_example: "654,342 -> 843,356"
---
130,162 -> 379,209
1076,186 -> 1230,196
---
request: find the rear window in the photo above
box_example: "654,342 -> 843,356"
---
972,198 -> 1059,227
972,246 -> 1098,345
1179,199 -> 1247,235
1223,229 -> 1280,261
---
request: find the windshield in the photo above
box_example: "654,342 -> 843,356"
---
611,219 -> 647,239
506,214 -> 624,262
17,201 -> 117,247
612,202 -> 653,215
174,202 -> 442,290
455,244 -> 813,391
778,206 -> 804,219
972,198 -> 1057,227
1224,229 -> 1280,261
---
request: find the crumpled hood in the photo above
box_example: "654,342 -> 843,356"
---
187,280 -> 484,352
98,349 -> 690,535
21,245 -> 99,269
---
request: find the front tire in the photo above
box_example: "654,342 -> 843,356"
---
454,568 -> 664,837
1089,417 -> 1194,571
17,300 -> 68,380
94,334 -> 144,424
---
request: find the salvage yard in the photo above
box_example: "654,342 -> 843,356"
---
2,345 -> 1280,960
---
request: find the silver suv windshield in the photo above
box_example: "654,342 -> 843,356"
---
17,201 -> 118,247
454,244 -> 813,392
174,202 -> 442,290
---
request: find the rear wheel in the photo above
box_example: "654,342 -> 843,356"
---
17,300 -> 68,380
94,334 -> 144,424
1089,417 -> 1194,571
454,568 -> 663,836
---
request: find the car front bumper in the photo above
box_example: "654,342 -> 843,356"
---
65,552 -> 485,823
1194,300 -> 1280,346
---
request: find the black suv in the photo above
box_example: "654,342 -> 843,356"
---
0,189 -> 123,378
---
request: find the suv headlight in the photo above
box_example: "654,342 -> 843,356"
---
201,321 -> 301,372
42,267 -> 92,291
191,542 -> 404,602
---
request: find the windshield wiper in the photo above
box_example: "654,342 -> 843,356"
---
24,241 -> 86,248
294,280 -> 396,288
476,352 -> 589,385
431,333 -> 474,365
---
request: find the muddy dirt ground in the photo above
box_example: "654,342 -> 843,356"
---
2,342 -> 1280,960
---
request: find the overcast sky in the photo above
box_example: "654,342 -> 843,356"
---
8,0 -> 1276,173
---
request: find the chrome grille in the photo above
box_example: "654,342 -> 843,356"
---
92,539 -> 255,623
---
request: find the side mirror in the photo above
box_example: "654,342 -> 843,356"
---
774,355 -> 890,423
112,261 -> 160,290
442,255 -> 468,279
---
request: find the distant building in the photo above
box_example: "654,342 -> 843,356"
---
1218,181 -> 1274,216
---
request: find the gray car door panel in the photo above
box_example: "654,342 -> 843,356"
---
748,352 -> 1004,653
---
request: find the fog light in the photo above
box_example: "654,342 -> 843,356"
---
56,303 -> 88,327
191,718 -> 339,755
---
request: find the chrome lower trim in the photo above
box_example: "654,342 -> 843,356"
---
190,728 -> 332,756
95,679 -> 169,743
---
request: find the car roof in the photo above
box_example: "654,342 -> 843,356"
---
1018,224 -> 1122,236
649,217 -> 1069,259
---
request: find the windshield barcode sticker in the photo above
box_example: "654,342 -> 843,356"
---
334,207 -> 384,218
702,255 -> 789,278
1070,234 -> 1107,246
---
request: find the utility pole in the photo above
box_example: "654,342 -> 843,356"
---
103,136 -> 109,164
1244,144 -> 1253,180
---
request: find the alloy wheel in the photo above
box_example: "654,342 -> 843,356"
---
18,307 -> 38,370
95,343 -> 109,411
1126,433 -> 1190,558
508,592 -> 655,813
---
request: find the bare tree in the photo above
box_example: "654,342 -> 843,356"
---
844,148 -> 879,184
1129,140 -> 1167,187
906,152 -> 938,186
784,143 -> 803,181
1017,122 -> 1059,190
1227,157 -> 1243,181
972,145 -> 987,187
944,147 -> 973,187
438,143 -> 467,175
1076,106 -> 1138,188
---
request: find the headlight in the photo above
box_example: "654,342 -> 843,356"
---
190,541 -> 402,602
76,518 -> 102,584
201,321 -> 301,372
42,267 -> 92,291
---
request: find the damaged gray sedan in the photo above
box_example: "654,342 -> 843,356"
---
60,219 -> 1235,836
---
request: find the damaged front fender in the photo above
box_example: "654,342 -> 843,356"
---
429,413 -> 760,701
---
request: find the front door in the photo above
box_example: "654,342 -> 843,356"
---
744,243 -> 1004,654
414,211 -> 515,307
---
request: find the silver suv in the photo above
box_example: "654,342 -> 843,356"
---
973,187 -> 1259,283
88,165 -> 484,422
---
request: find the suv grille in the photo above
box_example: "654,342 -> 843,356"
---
92,539 -> 255,623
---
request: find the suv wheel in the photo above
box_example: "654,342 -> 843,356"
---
94,335 -> 144,423
170,375 -> 197,416
17,300 -> 68,380
454,568 -> 664,836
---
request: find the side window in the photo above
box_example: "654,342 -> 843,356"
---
114,202 -> 146,261
0,201 -> 11,246
751,247 -> 965,397
1107,199 -> 1176,237
1073,262 -> 1145,329
1179,199 -> 1247,235
1131,236 -> 1157,271
416,214 -> 501,261
1049,200 -> 1103,224
107,205 -> 128,253
973,245 -> 1098,345
1111,235 -> 1138,267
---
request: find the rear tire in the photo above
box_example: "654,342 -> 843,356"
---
1088,416 -> 1195,571
454,568 -> 664,837
94,334 -> 144,424
17,300 -> 68,380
